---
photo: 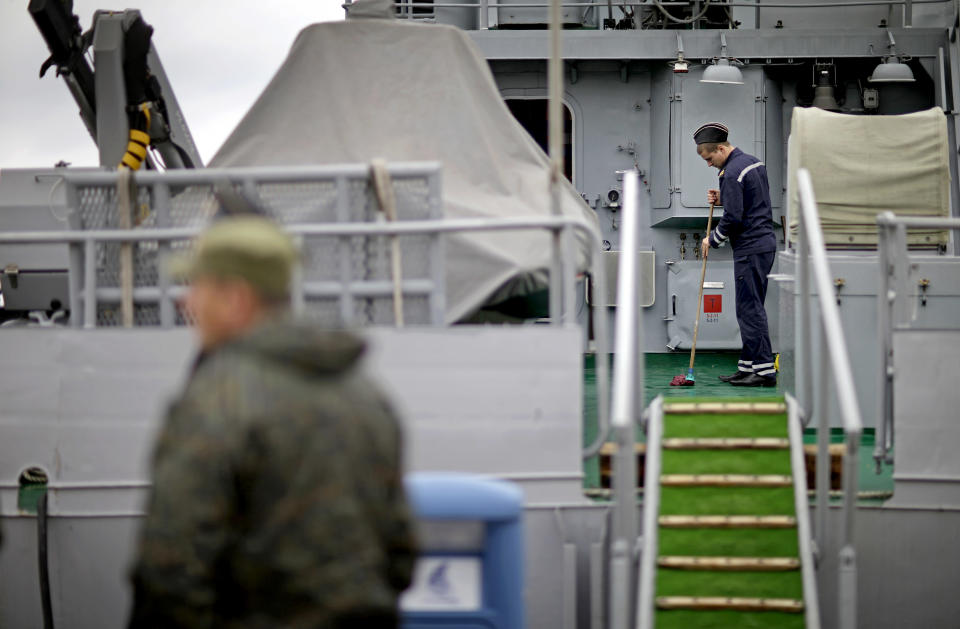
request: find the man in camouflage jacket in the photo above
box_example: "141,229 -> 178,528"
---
128,217 -> 416,628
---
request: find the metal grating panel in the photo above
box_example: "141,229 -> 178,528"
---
64,165 -> 444,328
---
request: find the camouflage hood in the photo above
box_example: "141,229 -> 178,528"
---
230,320 -> 366,375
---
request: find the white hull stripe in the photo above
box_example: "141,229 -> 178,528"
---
737,162 -> 765,183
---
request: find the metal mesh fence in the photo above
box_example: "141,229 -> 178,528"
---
66,166 -> 443,328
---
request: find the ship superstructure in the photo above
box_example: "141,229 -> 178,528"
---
1,0 -> 959,627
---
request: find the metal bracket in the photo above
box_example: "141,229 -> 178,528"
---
834,277 -> 846,306
918,278 -> 930,306
3,264 -> 19,290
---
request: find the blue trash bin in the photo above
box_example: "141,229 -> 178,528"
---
401,472 -> 525,629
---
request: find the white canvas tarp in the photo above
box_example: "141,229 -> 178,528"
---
788,106 -> 950,248
210,8 -> 598,322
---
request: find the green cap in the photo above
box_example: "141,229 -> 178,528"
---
169,216 -> 298,300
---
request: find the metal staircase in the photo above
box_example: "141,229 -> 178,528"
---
637,397 -> 820,629
607,168 -> 861,629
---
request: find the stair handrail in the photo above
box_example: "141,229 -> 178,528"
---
786,394 -> 822,629
635,396 -> 663,629
795,168 -> 863,629
607,169 -> 644,629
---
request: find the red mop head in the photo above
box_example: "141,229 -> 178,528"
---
670,374 -> 695,386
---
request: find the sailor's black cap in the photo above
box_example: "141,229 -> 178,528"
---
693,122 -> 729,144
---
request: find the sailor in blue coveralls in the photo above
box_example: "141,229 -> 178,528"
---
695,122 -> 778,387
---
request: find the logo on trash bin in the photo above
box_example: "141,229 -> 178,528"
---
427,561 -> 457,602
400,557 -> 482,612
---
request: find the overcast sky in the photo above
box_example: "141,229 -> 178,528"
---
0,0 -> 345,169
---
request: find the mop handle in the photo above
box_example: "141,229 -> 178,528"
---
689,202 -> 716,372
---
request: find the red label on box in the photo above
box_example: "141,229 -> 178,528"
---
704,294 -> 722,313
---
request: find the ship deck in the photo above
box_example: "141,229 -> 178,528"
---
583,352 -> 893,499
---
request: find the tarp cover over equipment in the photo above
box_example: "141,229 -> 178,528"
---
210,5 -> 598,323
788,106 -> 950,248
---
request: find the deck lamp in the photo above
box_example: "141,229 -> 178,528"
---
869,31 -> 915,83
812,63 -> 841,111
700,33 -> 744,85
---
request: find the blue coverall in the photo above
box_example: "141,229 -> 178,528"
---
708,147 -> 778,380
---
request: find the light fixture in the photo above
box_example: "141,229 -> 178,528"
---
811,62 -> 840,111
669,33 -> 689,74
869,31 -> 915,83
700,33 -> 744,85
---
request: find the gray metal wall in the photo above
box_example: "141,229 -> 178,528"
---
492,62 -> 784,353
778,252 -> 960,429
0,326 -> 595,629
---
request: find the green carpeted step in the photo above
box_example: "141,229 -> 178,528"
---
656,569 -> 804,600
658,556 -> 800,571
660,485 -> 796,515
659,527 -> 799,558
654,608 -> 806,629
663,437 -> 789,450
661,474 -> 793,488
664,414 -> 788,439
656,595 -> 804,613
663,401 -> 786,415
659,515 -> 797,529
662,449 -> 793,476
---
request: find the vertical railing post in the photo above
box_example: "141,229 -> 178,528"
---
83,238 -> 96,328
815,318 -> 830,555
799,202 -> 813,426
562,225 -> 577,325
838,434 -> 860,629
155,182 -> 175,328
291,234 -> 306,316
335,176 -> 353,326
480,0 -> 490,29
428,170 -> 446,325
548,0 -> 564,324
875,214 -> 893,471
609,170 -> 641,629
68,242 -> 83,329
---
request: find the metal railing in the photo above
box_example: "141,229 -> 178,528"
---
0,165 -> 612,461
54,164 -> 446,329
391,0 -> 948,29
874,211 -> 960,470
607,170 -> 643,629
795,168 -> 863,629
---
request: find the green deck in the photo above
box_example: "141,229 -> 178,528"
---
582,352 -> 893,496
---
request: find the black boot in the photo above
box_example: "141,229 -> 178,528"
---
719,371 -> 750,383
730,373 -> 778,387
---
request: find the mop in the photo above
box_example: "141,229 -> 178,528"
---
670,202 -> 716,386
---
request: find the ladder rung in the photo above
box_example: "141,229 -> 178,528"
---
658,556 -> 801,571
663,401 -> 787,415
656,596 -> 804,613
661,474 -> 793,488
662,437 -> 789,450
658,515 -> 797,529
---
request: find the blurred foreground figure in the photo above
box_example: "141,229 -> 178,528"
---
128,217 -> 415,629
